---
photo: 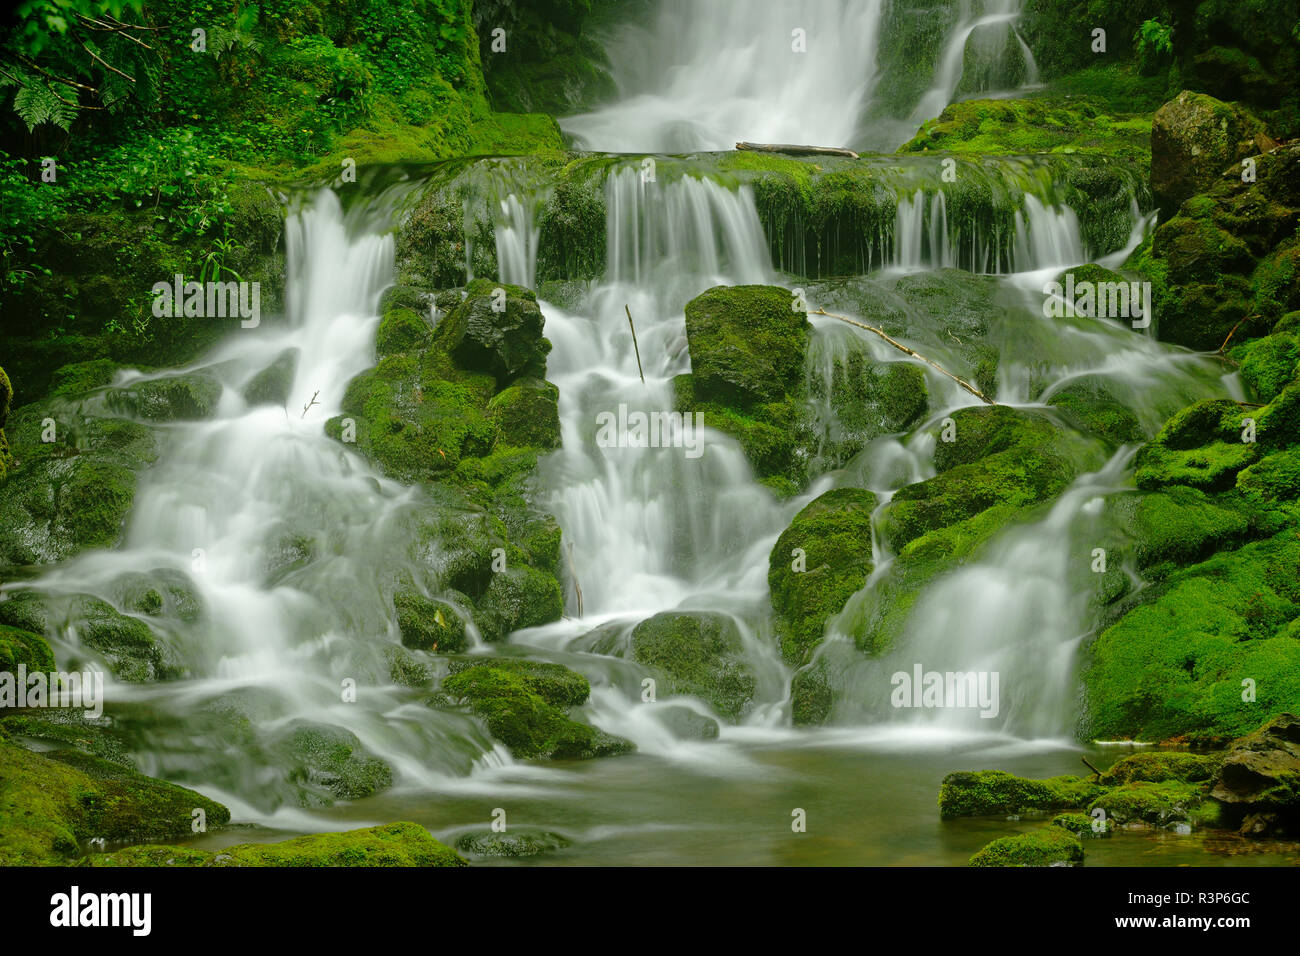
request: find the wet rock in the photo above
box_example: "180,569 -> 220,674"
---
938,770 -> 1104,819
376,307 -> 432,358
1151,91 -> 1268,216
653,704 -> 720,741
0,738 -> 230,864
968,825 -> 1084,867
106,369 -> 222,421
487,378 -> 561,450
630,611 -> 757,721
394,590 -> 468,653
90,822 -> 465,867
432,279 -> 551,386
1134,399 -> 1259,492
273,721 -> 394,803
441,657 -> 633,760
454,828 -> 572,858
242,349 -> 299,407
683,285 -> 809,409
768,488 -> 876,665
474,565 -> 564,642
1210,713 -> 1300,836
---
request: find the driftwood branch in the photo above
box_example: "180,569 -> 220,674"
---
737,141 -> 859,160
810,308 -> 996,405
625,304 -> 645,385
1081,756 -> 1103,780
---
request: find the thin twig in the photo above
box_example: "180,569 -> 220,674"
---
625,304 -> 645,385
300,390 -> 320,419
78,39 -> 136,81
1081,756 -> 1103,780
811,308 -> 995,405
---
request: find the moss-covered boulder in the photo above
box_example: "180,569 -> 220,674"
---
1235,332 -> 1300,404
242,349 -> 299,407
91,822 -> 465,867
683,285 -> 810,409
1088,781 -> 1215,828
675,285 -> 815,485
938,770 -> 1105,819
968,825 -> 1084,867
474,565 -> 565,642
442,658 -> 633,761
809,342 -> 929,468
1120,485 -> 1251,575
768,488 -> 876,665
106,370 -> 222,421
487,378 -> 561,450
272,721 -> 394,804
629,611 -> 757,721
1209,712 -> 1300,835
1134,399 -> 1259,491
0,738 -> 230,865
0,624 -> 55,674
376,307 -> 433,358
652,705 -> 721,741
393,590 -> 468,653
0,591 -> 174,683
431,279 -> 551,387
879,405 -> 1087,551
1046,377 -> 1143,445
1099,751 -> 1222,787
0,414 -> 152,570
1082,530 -> 1300,744
1151,91 -> 1268,216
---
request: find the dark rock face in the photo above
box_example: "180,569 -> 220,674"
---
435,279 -> 552,387
1151,91 -> 1268,217
1210,712 -> 1300,836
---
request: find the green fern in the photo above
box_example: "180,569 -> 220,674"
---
10,77 -> 78,131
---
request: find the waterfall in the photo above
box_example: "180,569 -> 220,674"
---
910,0 -> 1033,124
562,0 -> 887,152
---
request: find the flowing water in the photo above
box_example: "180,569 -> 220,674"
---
6,1 -> 1283,865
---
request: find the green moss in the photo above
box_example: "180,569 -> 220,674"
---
1134,400 -> 1260,492
242,349 -> 298,407
0,625 -> 55,674
900,97 -> 1152,164
879,406 -> 1092,551
442,657 -> 632,760
486,379 -> 561,450
1082,530 -> 1300,743
1099,751 -> 1222,786
1088,781 -> 1217,827
1050,812 -> 1112,836
629,612 -> 757,721
393,590 -> 467,653
106,371 -> 222,421
1123,486 -> 1251,573
92,822 -> 466,867
537,175 -> 606,282
474,565 -> 564,642
968,825 -> 1085,867
768,488 -> 877,665
790,660 -> 833,727
273,721 -> 393,803
683,285 -> 809,408
1234,333 -> 1300,403
0,738 -> 230,865
376,307 -> 433,357
939,770 -> 1105,819
1047,379 -> 1143,445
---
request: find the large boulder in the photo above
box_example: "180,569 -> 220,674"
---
630,611 -> 757,721
1150,91 -> 1269,216
441,657 -> 633,761
1210,713 -> 1300,836
431,279 -> 551,387
683,285 -> 809,409
768,487 -> 876,665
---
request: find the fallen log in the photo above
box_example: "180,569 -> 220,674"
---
736,141 -> 860,159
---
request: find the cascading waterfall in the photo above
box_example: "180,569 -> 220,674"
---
910,0 -> 1039,123
562,0 -> 887,152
